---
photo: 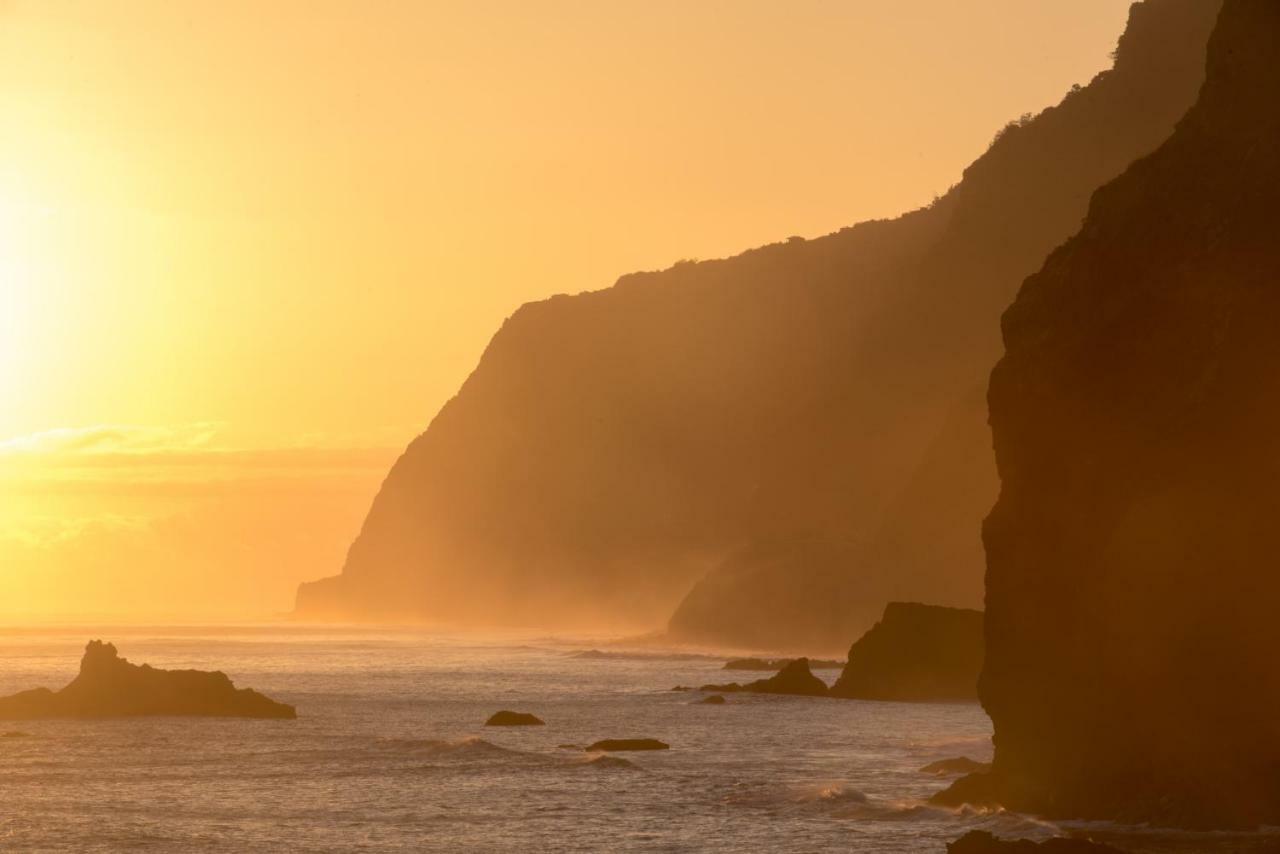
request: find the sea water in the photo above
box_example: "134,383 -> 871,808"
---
0,627 -> 1274,853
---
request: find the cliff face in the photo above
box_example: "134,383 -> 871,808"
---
297,1 -> 1221,643
945,0 -> 1280,829
830,602 -> 982,702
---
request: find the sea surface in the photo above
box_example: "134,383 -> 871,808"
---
0,627 -> 1275,853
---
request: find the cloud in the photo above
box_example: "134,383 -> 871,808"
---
0,423 -> 226,456
0,423 -> 402,485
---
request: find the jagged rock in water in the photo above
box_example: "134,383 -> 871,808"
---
485,710 -> 545,726
829,602 -> 983,702
296,0 -> 1221,653
948,832 -> 1127,854
937,0 -> 1280,830
585,738 -> 669,752
701,658 -> 829,697
921,757 -> 990,777
0,641 -> 296,720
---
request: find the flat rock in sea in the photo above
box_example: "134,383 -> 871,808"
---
484,710 -> 545,726
921,757 -> 991,776
948,831 -> 1127,853
700,658 -> 829,697
697,695 -> 726,705
585,738 -> 669,752
0,640 -> 296,720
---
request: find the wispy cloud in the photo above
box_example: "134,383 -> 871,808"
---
0,423 -> 226,456
0,423 -> 403,487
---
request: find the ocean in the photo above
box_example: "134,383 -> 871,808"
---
0,628 -> 1274,853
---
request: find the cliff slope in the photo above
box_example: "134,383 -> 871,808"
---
298,1 -> 1221,646
940,0 -> 1280,828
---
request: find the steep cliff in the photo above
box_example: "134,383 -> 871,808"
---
938,0 -> 1280,829
298,1 -> 1221,644
830,602 -> 982,702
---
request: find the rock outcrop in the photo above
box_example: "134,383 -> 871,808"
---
938,0 -> 1280,829
921,757 -> 990,777
829,602 -> 983,702
485,711 -> 544,726
948,832 -> 1126,854
701,658 -> 829,697
585,738 -> 669,752
0,641 -> 296,720
296,0 -> 1221,651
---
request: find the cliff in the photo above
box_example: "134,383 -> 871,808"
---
938,0 -> 1280,829
829,602 -> 982,702
297,1 -> 1221,648
0,641 -> 297,720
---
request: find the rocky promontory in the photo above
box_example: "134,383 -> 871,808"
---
296,0 -> 1222,652
0,641 -> 296,720
829,602 -> 983,702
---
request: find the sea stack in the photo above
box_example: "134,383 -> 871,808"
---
830,602 -> 983,702
0,641 -> 297,720
939,0 -> 1280,829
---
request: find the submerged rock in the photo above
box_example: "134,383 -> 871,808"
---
0,641 -> 295,720
484,710 -> 545,726
585,738 -> 669,752
830,602 -> 983,702
948,831 -> 1127,854
697,695 -> 726,705
920,757 -> 991,776
701,658 -> 829,697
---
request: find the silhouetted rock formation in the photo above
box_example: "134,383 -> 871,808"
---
0,641 -> 296,720
697,695 -> 726,705
296,0 -> 1221,652
701,658 -> 829,697
723,657 -> 843,671
829,602 -> 983,702
937,0 -> 1280,830
948,832 -> 1126,854
585,738 -> 669,752
485,710 -> 544,726
921,757 -> 990,777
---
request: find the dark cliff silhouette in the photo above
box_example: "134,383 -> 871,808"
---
829,602 -> 982,702
0,641 -> 296,720
937,0 -> 1280,829
296,1 -> 1221,650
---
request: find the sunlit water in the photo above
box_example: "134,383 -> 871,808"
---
0,628 -> 1275,853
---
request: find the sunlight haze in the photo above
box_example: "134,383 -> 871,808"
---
1,0 -> 1134,620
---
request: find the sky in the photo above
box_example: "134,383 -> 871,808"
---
0,0 -> 1135,620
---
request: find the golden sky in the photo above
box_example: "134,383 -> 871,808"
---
0,0 -> 1134,620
